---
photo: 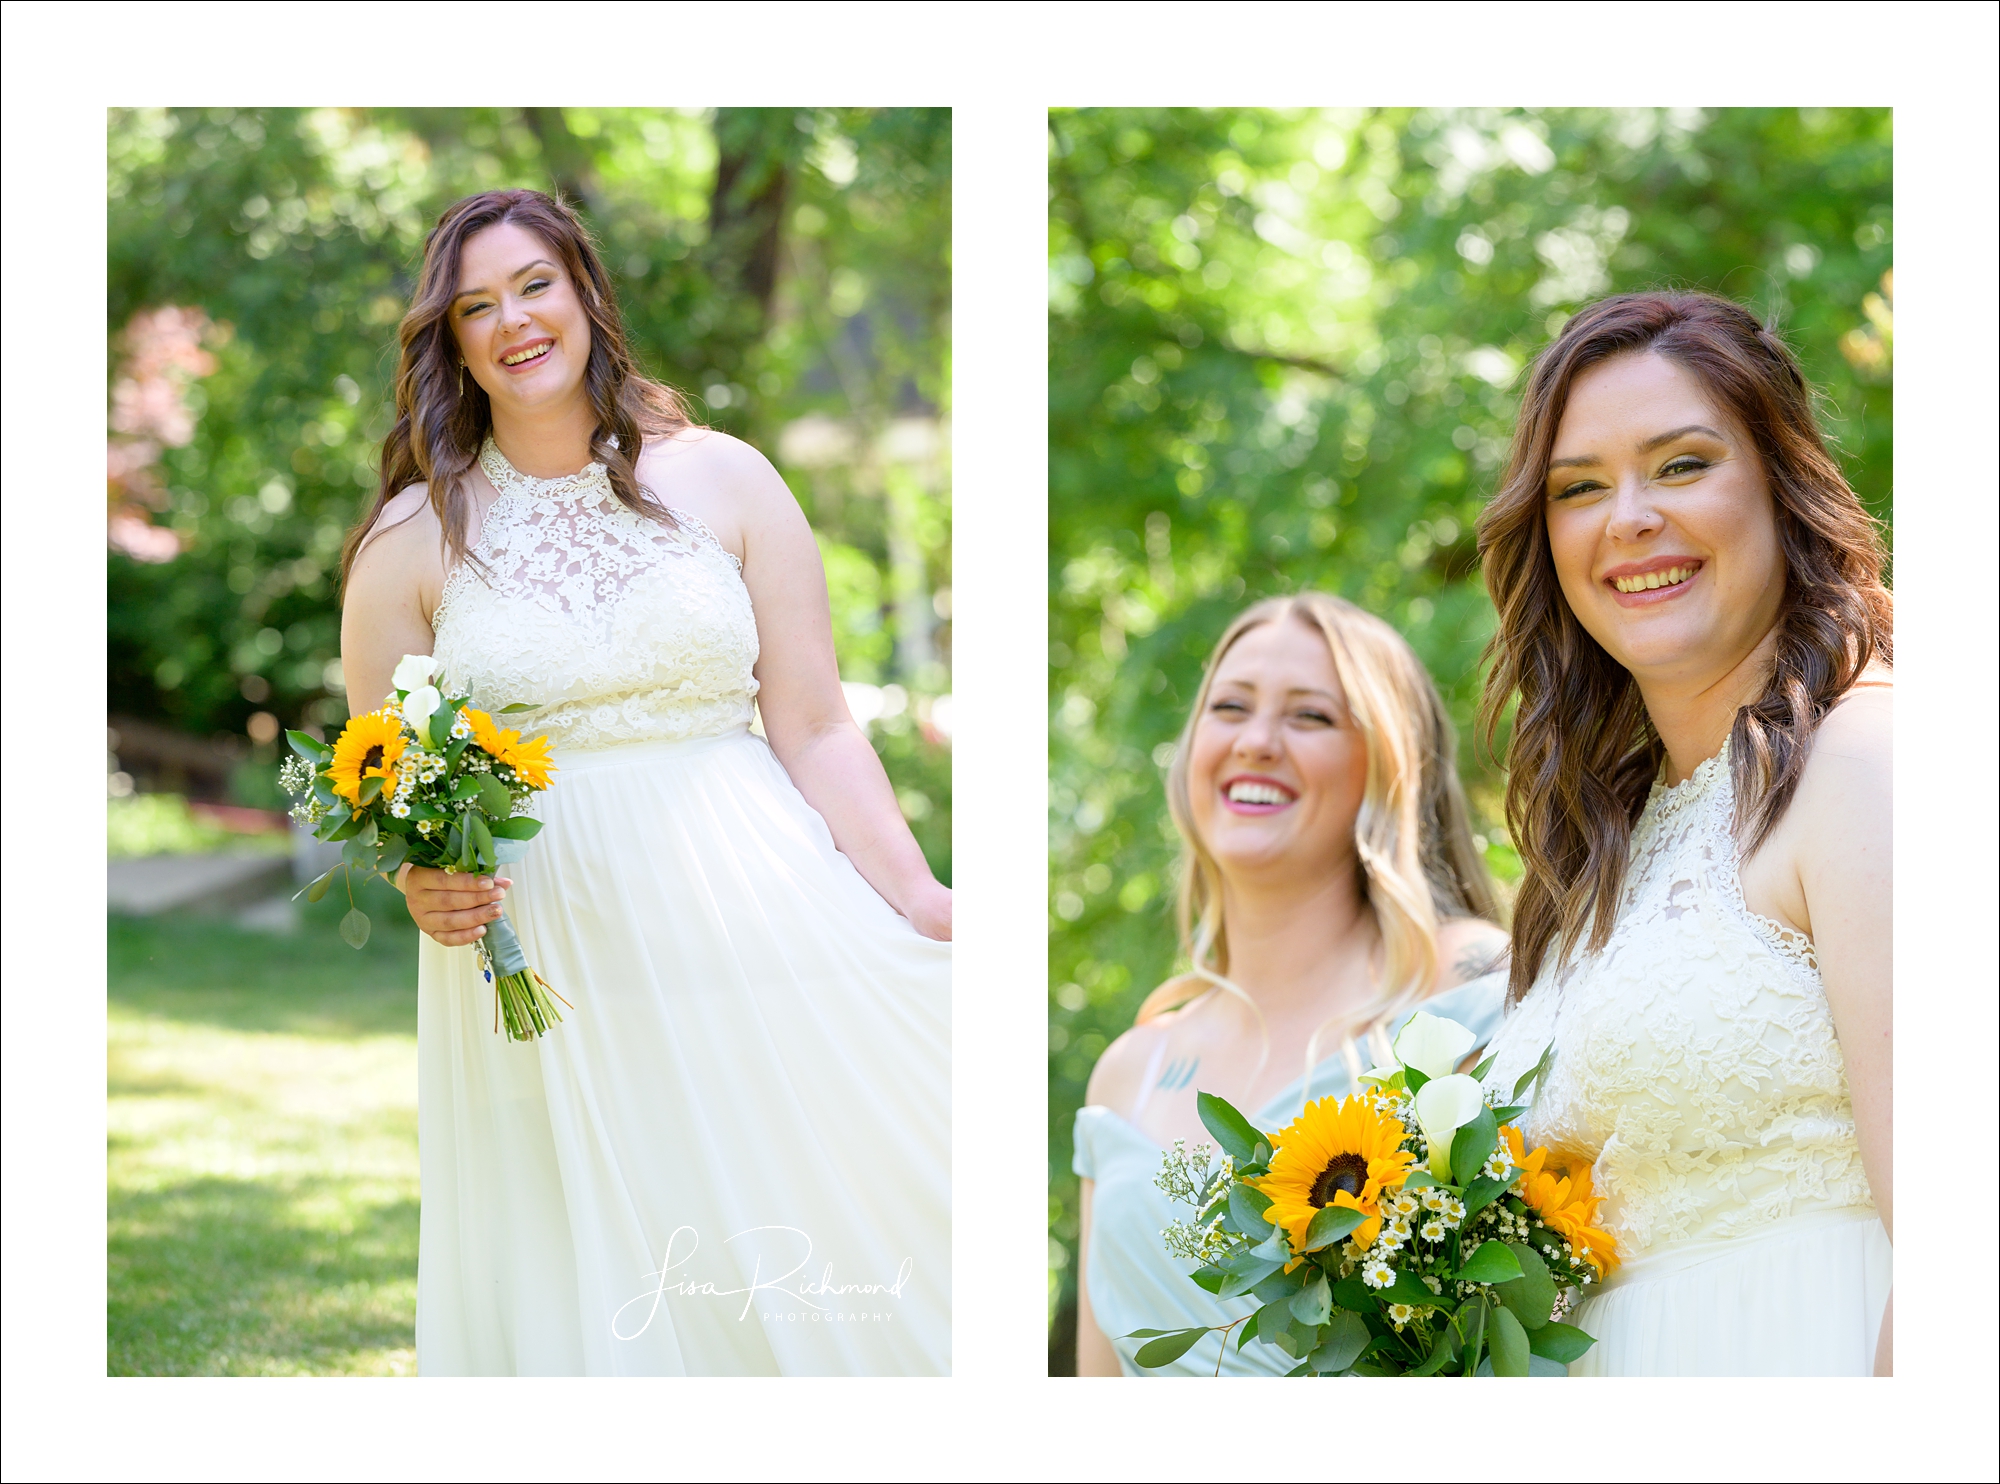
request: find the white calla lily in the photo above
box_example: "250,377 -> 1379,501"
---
1395,1011 -> 1477,1082
392,653 -> 439,694
1414,1073 -> 1485,1180
401,684 -> 442,740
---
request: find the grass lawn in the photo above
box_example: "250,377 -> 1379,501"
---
108,876 -> 425,1376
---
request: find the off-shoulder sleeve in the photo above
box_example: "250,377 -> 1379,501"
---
1073,1104 -> 1106,1180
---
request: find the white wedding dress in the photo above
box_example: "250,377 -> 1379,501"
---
415,440 -> 951,1375
1482,744 -> 1888,1375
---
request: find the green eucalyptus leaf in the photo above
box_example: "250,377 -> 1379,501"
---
358,775 -> 383,805
1228,1183 -> 1275,1238
1402,1168 -> 1440,1190
429,705 -> 453,750
285,729 -> 330,760
327,812 -> 363,841
1488,1303 -> 1532,1376
1303,1202 -> 1366,1251
452,775 -> 483,801
1130,1327 -> 1211,1368
1289,1274 -> 1332,1326
1250,1263 -> 1307,1305
1196,1092 -> 1263,1165
1252,1297 -> 1294,1352
1527,1320 -> 1596,1364
1452,1103 -> 1499,1187
1456,1239 -> 1524,1285
476,775 -> 513,817
445,737 -> 470,770
468,811 -> 495,872
495,702 -> 540,714
342,833 -> 377,867
1216,1258 -> 1285,1300
1188,1264 -> 1227,1295
1236,1309 -> 1260,1349
488,815 -> 542,840
490,837 -> 532,865
1309,1308 -> 1371,1375
303,866 -> 338,904
1494,1242 -> 1557,1330
338,908 -> 371,949
1249,1226 -> 1292,1263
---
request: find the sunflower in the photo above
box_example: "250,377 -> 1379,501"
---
1253,1093 -> 1417,1258
328,710 -> 407,806
464,707 -> 557,790
1502,1125 -> 1620,1280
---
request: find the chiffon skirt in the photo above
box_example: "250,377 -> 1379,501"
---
1570,1207 -> 1889,1376
414,728 -> 951,1375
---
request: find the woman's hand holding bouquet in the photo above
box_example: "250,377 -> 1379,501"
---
280,652 -> 568,1040
1134,1012 -> 1617,1376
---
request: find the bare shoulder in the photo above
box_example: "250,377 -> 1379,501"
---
1812,679 -> 1892,766
1782,681 -> 1891,866
347,485 -> 446,595
1433,916 -> 1510,991
642,429 -> 790,505
1085,1019 -> 1171,1113
638,429 -> 797,559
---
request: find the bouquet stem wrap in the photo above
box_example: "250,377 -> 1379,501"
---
479,908 -> 569,1042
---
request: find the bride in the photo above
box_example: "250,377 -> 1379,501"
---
1474,290 -> 1891,1375
338,189 -> 951,1375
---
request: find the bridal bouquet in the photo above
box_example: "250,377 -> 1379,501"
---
1133,1013 -> 1618,1376
279,653 -> 568,1041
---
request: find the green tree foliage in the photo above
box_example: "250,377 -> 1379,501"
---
107,107 -> 951,878
1046,107 -> 1891,1364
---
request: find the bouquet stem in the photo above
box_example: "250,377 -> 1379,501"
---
481,911 -> 569,1041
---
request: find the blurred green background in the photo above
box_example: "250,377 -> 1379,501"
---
108,106 -> 952,877
1045,106 -> 1892,1372
105,107 -> 950,1375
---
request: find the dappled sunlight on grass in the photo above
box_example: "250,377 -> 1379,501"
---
109,901 -> 422,1375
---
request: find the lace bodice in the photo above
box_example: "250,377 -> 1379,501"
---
432,440 -> 758,752
1482,744 -> 1872,1259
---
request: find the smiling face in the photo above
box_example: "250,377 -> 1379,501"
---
449,221 -> 592,417
1185,616 -> 1370,885
1543,350 -> 1787,687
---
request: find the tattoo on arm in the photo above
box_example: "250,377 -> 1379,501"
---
1453,935 -> 1511,982
1157,1056 -> 1199,1092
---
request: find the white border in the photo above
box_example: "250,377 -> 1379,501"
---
2,3 -> 1993,1481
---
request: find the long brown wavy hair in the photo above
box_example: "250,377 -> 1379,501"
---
340,189 -> 693,587
1477,290 -> 1892,1004
1138,594 -> 1499,1048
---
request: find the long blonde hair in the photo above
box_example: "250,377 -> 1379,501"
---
1136,594 -> 1499,1058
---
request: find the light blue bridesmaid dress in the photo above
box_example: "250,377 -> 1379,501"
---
1072,975 -> 1508,1376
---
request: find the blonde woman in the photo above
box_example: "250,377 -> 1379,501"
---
1071,594 -> 1511,1376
